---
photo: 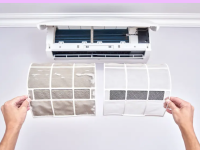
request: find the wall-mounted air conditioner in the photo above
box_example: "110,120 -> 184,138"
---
38,17 -> 159,63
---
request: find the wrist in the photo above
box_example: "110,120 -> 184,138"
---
6,123 -> 22,133
179,123 -> 194,134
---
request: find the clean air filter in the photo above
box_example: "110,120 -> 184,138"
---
27,63 -> 96,117
104,64 -> 171,117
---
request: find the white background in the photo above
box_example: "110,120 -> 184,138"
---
0,3 -> 200,149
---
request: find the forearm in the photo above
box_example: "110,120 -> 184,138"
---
180,125 -> 200,150
0,96 -> 29,150
0,126 -> 21,150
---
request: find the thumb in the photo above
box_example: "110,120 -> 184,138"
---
166,99 -> 178,111
20,98 -> 30,111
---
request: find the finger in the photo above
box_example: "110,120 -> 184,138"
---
10,95 -> 28,105
170,97 -> 187,108
166,109 -> 172,114
1,105 -> 4,115
164,99 -> 172,108
16,100 -> 26,107
164,96 -> 170,100
166,99 -> 178,111
19,98 -> 30,111
165,97 -> 183,107
163,101 -> 168,108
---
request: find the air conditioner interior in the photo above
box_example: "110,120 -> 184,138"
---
55,27 -> 149,44
52,27 -> 149,58
55,29 -> 130,43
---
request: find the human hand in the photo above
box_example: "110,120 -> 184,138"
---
1,95 -> 30,130
164,97 -> 194,130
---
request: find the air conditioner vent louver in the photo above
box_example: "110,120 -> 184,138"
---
52,51 -> 145,58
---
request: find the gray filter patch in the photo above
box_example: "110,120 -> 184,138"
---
53,101 -> 74,115
110,90 -> 126,100
74,89 -> 90,99
34,89 -> 50,99
148,91 -> 165,100
75,100 -> 95,115
51,68 -> 73,88
52,89 -> 73,99
74,67 -> 95,88
28,68 -> 50,88
31,101 -> 53,116
127,91 -> 148,100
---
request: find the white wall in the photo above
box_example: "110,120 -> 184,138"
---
0,27 -> 199,150
1,3 -> 200,13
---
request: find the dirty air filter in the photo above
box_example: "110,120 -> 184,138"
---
27,63 -> 96,117
104,64 -> 171,117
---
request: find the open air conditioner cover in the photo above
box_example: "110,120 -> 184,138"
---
37,16 -> 159,31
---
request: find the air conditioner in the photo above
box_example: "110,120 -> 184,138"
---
38,17 -> 159,63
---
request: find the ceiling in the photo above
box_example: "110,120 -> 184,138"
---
1,3 -> 200,13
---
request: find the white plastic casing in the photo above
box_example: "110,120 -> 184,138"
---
42,17 -> 158,63
46,26 -> 151,63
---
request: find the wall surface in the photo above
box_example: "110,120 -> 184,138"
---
1,3 -> 200,13
0,27 -> 199,150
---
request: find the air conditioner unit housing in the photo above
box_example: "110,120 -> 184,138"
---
38,17 -> 159,63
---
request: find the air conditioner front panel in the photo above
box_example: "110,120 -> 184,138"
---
49,43 -> 149,51
38,16 -> 159,31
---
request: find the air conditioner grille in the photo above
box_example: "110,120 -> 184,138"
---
55,29 -> 90,43
55,29 -> 129,43
52,51 -> 144,58
94,29 -> 129,43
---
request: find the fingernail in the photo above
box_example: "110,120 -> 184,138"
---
26,98 -> 31,102
166,99 -> 171,104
